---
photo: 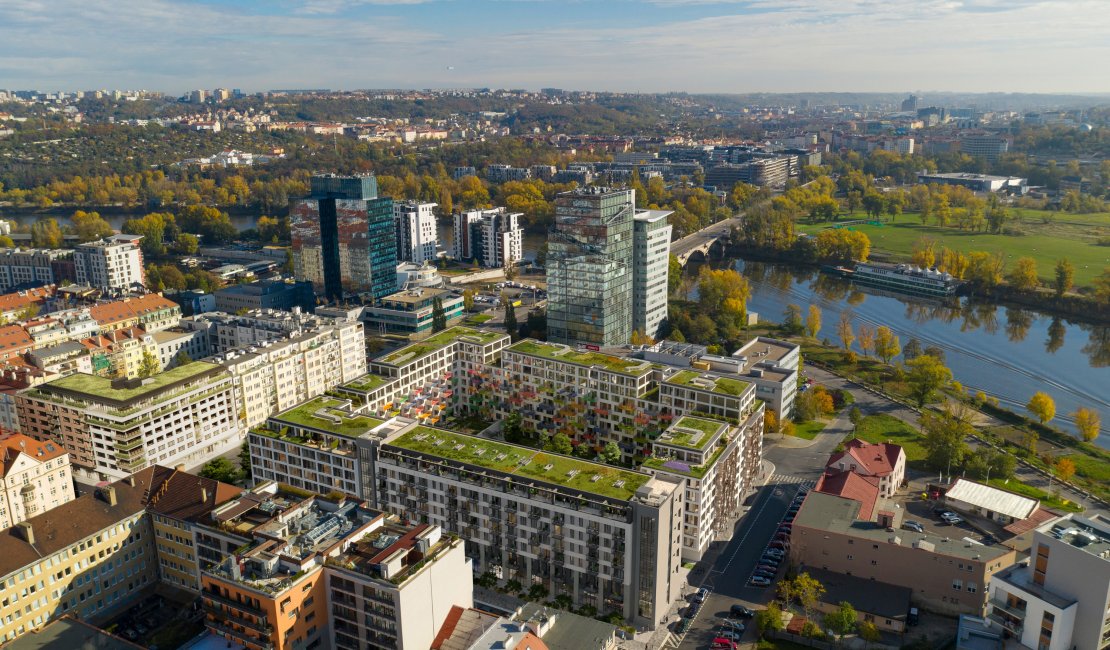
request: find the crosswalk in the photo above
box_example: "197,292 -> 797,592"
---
770,473 -> 813,487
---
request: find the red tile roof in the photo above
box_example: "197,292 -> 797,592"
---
815,469 -> 882,520
0,286 -> 54,314
1,433 -> 67,477
89,294 -> 178,327
826,439 -> 903,478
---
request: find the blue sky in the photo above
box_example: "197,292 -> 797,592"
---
1,0 -> 1107,94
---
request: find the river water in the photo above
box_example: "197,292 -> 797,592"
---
703,258 -> 1110,446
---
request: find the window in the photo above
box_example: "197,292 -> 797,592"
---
952,579 -> 962,590
967,583 -> 977,593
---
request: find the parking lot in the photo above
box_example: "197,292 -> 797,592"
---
895,492 -> 1002,547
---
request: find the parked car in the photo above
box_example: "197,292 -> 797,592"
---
941,512 -> 963,524
903,520 -> 925,533
749,576 -> 772,587
674,618 -> 691,634
719,629 -> 743,641
764,548 -> 785,558
694,588 -> 710,603
730,605 -> 754,618
769,541 -> 788,550
712,639 -> 737,650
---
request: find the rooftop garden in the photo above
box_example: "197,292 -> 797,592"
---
665,370 -> 749,396
342,374 -> 394,393
390,426 -> 651,500
379,327 -> 505,364
272,397 -> 385,438
508,340 -> 651,376
47,361 -> 222,401
661,416 -> 724,449
642,444 -> 727,479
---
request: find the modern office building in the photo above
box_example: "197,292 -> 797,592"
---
917,172 -> 1026,193
958,135 -> 1010,161
393,201 -> 439,264
632,210 -> 672,340
453,208 -> 524,269
361,287 -> 464,337
213,279 -> 315,314
986,514 -> 1110,650
0,434 -> 74,530
15,362 -> 242,482
546,187 -> 636,346
290,173 -> 396,303
73,235 -> 146,292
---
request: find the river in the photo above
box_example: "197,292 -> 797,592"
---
698,258 -> 1109,446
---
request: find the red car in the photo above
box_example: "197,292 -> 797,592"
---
712,639 -> 737,649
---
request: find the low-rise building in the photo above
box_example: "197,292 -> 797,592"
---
0,434 -> 74,530
362,287 -> 465,337
826,439 -> 906,498
943,478 -> 1042,526
213,279 -> 315,314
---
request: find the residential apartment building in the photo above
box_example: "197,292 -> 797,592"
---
393,201 -> 439,264
16,361 -> 243,482
790,491 -> 1016,615
546,187 -> 636,346
0,434 -> 74,530
729,337 -> 800,418
485,165 -> 531,183
213,279 -> 315,314
632,210 -> 672,340
197,483 -> 472,650
290,173 -> 397,303
986,514 -> 1110,650
958,135 -> 1010,161
73,235 -> 145,291
181,307 -> 362,357
453,207 -> 524,269
0,249 -> 72,292
89,294 -> 181,333
362,287 -> 464,337
0,286 -> 56,322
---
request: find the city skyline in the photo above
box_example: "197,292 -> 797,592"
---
2,0 -> 1109,94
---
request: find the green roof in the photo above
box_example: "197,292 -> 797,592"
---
662,416 -> 724,450
390,426 -> 651,501
642,444 -> 727,479
46,362 -> 223,403
342,374 -> 394,393
379,327 -> 505,364
272,397 -> 385,438
665,370 -> 750,396
507,340 -> 652,376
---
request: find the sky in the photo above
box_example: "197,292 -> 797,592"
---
1,0 -> 1108,95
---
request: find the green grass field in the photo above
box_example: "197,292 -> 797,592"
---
798,209 -> 1110,286
850,415 -> 927,462
792,419 -> 828,440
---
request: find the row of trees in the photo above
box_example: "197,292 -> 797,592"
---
756,571 -> 883,644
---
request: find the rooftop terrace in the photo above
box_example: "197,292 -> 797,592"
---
378,326 -> 505,365
388,426 -> 651,501
270,397 -> 385,438
665,369 -> 750,396
508,340 -> 653,376
658,416 -> 725,450
43,362 -> 225,405
341,373 -> 395,393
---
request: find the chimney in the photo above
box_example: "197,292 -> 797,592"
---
15,522 -> 34,545
175,464 -> 185,471
127,476 -> 135,487
103,486 -> 117,506
200,488 -> 208,504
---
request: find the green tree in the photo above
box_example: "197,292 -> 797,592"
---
199,457 -> 240,484
1008,257 -> 1040,291
668,254 -> 683,295
902,338 -> 923,361
1074,407 -> 1101,443
849,406 -> 863,428
921,406 -> 972,472
502,293 -> 517,339
1053,258 -> 1074,298
173,232 -> 200,255
1027,391 -> 1056,424
70,210 -> 114,242
123,212 -> 172,257
502,412 -> 525,443
783,304 -> 803,335
777,572 -> 826,624
602,442 -> 622,464
805,304 -> 822,338
859,621 -> 882,645
138,348 -> 160,378
431,297 -> 448,332
31,218 -> 63,248
463,289 -> 475,312
545,432 -> 573,455
824,601 -> 858,642
905,354 -> 952,407
238,441 -> 253,482
173,350 -> 192,367
756,602 -> 785,637
874,326 -> 901,363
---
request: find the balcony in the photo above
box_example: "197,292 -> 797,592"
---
988,611 -> 1025,636
989,598 -> 1027,621
202,602 -> 273,634
205,619 -> 274,650
202,591 -> 266,617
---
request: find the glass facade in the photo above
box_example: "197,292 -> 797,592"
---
546,188 -> 635,346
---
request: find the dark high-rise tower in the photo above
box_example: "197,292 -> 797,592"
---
290,174 -> 396,303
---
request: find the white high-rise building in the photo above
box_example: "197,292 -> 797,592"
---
633,210 -> 673,340
393,201 -> 438,264
73,234 -> 145,291
452,207 -> 524,268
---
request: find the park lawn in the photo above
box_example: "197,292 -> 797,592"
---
850,414 -> 927,463
792,419 -> 828,440
986,477 -> 1083,513
797,217 -> 1110,286
465,313 -> 494,324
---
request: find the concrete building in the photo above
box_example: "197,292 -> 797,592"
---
197,483 -> 472,650
73,235 -> 145,292
453,207 -> 524,269
546,187 -> 636,347
396,261 -> 445,291
918,172 -> 1026,193
213,279 -> 315,314
632,210 -> 672,340
362,287 -> 465,337
729,337 -> 800,418
0,434 -> 74,530
486,165 -> 531,183
0,249 -> 72,292
958,135 -> 1010,161
15,362 -> 243,482
290,173 -> 396,303
393,201 -> 439,264
705,157 -> 791,189
790,491 -> 1016,615
826,439 -> 906,498
986,514 -> 1110,650
150,328 -> 211,369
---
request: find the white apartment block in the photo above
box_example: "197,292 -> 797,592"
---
151,329 -> 211,370
987,514 -> 1110,650
0,434 -> 75,530
15,362 -> 242,482
179,307 -> 354,354
0,249 -> 69,291
453,207 -> 524,268
632,210 -> 672,340
73,234 -> 145,291
393,201 -> 439,264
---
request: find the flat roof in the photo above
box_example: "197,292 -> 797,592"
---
1042,513 -> 1110,561
804,568 -> 911,619
665,369 -> 750,396
382,287 -> 453,304
946,478 -> 1039,520
43,361 -> 224,406
2,615 -> 145,650
388,426 -> 651,501
341,373 -> 396,393
661,416 -> 724,450
732,336 -> 798,367
269,397 -> 385,438
378,326 -> 506,365
508,340 -> 653,376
